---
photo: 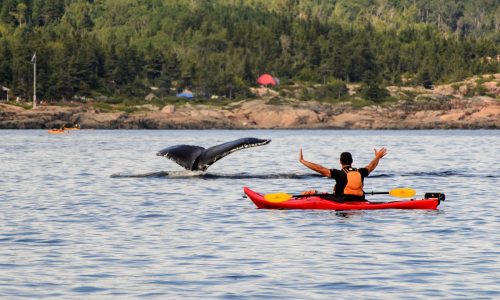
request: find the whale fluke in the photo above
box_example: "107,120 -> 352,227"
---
157,137 -> 271,171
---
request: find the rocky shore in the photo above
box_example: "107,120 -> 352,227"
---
1,96 -> 498,129
1,76 -> 499,129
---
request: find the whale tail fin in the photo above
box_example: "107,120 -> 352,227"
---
157,137 -> 271,171
157,145 -> 205,170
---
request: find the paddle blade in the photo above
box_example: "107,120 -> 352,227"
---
388,188 -> 416,198
263,193 -> 293,203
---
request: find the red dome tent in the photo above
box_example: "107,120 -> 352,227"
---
257,74 -> 278,86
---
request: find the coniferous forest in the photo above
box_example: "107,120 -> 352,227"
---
0,0 -> 499,102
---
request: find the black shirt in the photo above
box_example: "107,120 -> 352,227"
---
330,167 -> 369,200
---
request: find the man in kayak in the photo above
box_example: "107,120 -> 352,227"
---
299,148 -> 387,201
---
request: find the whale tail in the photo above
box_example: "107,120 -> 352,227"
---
157,137 -> 271,171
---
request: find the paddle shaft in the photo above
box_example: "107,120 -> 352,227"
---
263,188 -> 415,202
293,191 -> 389,198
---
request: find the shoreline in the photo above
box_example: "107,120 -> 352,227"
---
1,96 -> 499,130
2,75 -> 500,130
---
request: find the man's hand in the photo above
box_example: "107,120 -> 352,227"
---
374,147 -> 387,159
365,147 -> 387,173
299,148 -> 304,162
301,190 -> 317,195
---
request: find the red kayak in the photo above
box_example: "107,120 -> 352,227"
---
243,187 -> 442,210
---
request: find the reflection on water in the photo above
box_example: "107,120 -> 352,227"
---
0,129 -> 499,299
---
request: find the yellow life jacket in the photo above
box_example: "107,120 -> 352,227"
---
343,167 -> 364,196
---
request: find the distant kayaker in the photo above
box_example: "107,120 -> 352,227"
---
299,148 -> 387,201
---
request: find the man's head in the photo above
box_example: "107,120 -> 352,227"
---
340,152 -> 353,165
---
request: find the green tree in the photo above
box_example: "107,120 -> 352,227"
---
360,70 -> 390,102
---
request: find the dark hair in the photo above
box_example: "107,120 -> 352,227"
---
340,152 -> 353,165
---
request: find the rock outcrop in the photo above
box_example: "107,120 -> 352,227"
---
1,97 -> 499,129
1,74 -> 499,129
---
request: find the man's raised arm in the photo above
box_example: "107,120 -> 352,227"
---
365,148 -> 387,174
299,148 -> 331,177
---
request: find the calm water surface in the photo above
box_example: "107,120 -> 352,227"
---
0,130 -> 499,299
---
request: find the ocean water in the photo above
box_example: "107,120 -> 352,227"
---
0,129 -> 499,299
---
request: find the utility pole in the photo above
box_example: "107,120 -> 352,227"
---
31,53 -> 37,109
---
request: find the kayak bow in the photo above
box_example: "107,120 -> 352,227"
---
243,187 -> 442,210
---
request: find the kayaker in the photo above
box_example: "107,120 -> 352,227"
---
299,148 -> 387,201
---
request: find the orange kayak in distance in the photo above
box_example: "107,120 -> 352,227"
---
48,129 -> 66,134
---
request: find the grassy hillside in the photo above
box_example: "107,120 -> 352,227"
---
0,0 -> 499,103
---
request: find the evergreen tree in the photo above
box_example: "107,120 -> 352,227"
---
360,70 -> 390,103
0,0 -> 498,101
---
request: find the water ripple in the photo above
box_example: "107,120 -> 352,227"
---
0,129 -> 499,299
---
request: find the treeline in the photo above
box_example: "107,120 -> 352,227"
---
0,0 -> 499,102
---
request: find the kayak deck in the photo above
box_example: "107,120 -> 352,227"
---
243,187 -> 440,210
